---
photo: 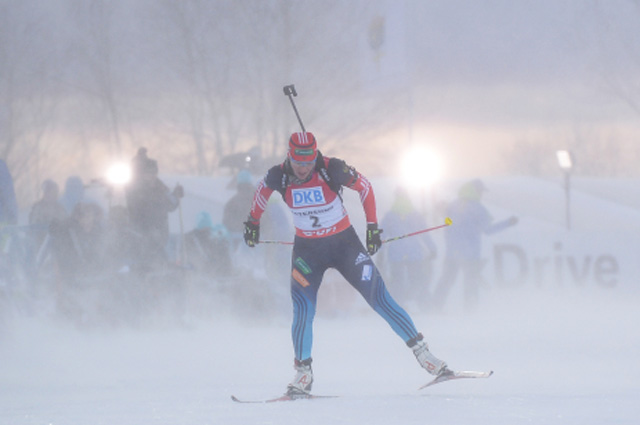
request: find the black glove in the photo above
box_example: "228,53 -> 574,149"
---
366,223 -> 383,255
243,220 -> 260,247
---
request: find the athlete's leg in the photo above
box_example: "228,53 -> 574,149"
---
290,245 -> 325,362
334,228 -> 419,343
332,228 -> 448,376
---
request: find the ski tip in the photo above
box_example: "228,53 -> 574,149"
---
231,394 -> 287,403
418,369 -> 494,390
445,217 -> 453,226
231,393 -> 338,403
459,370 -> 494,378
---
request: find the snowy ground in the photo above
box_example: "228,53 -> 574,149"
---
1,284 -> 638,425
2,174 -> 639,424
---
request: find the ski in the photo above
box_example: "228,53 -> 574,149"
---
419,369 -> 493,389
231,393 -> 338,403
232,370 -> 493,402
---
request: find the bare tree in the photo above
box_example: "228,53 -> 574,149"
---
66,0 -> 129,158
0,1 -> 62,205
141,0 -> 245,175
143,0 -> 387,175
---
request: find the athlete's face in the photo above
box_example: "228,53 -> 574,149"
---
290,158 -> 315,180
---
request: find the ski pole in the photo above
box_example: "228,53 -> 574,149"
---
178,199 -> 187,265
259,239 -> 294,245
258,217 -> 452,246
382,217 -> 453,244
283,84 -> 306,132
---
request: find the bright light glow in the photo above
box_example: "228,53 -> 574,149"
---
106,162 -> 132,186
399,146 -> 444,190
556,150 -> 573,170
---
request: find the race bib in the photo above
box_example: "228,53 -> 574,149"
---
291,187 -> 325,207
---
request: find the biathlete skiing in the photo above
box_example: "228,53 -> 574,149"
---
243,131 -> 448,397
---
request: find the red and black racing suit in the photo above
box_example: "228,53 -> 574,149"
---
248,156 -> 421,362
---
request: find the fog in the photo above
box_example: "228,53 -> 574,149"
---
1,290 -> 637,424
1,1 -> 639,423
1,174 -> 639,424
2,0 -> 640,205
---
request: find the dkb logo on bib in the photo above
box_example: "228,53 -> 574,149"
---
292,187 -> 325,207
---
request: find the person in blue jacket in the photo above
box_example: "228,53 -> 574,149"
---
0,159 -> 18,225
432,179 -> 518,312
381,187 -> 437,309
0,159 -> 19,284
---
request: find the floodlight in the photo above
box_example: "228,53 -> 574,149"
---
555,150 -> 573,230
106,162 -> 132,186
556,150 -> 573,170
399,146 -> 444,190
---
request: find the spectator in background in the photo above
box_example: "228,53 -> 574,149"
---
49,202 -> 106,283
125,148 -> 183,273
28,180 -> 69,277
184,211 -> 232,277
103,205 -> 136,273
60,176 -> 85,215
381,187 -> 437,309
29,179 -> 68,252
432,179 -> 518,313
222,169 -> 255,249
0,159 -> 18,225
0,159 -> 19,286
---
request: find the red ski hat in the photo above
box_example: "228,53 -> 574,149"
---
288,132 -> 318,162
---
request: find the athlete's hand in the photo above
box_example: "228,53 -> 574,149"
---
366,223 -> 383,255
243,220 -> 260,247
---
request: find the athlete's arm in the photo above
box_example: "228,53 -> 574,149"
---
328,158 -> 378,224
247,165 -> 282,223
247,180 -> 274,224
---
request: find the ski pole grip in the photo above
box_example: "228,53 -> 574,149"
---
283,84 -> 297,97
